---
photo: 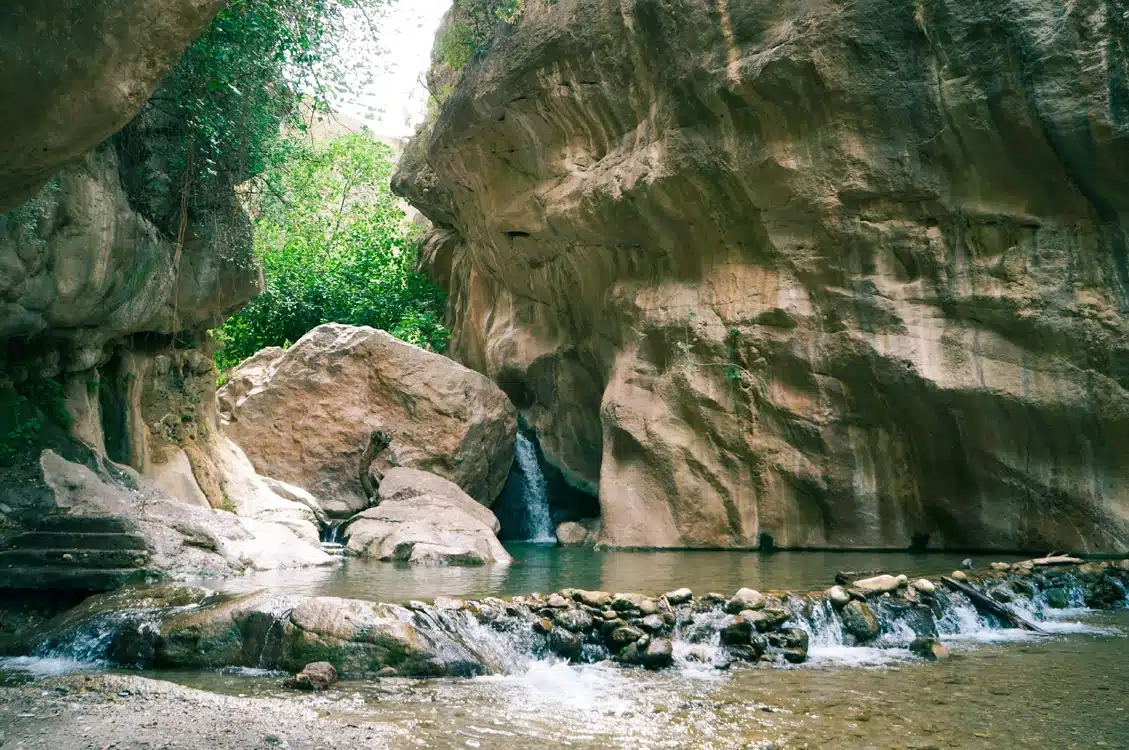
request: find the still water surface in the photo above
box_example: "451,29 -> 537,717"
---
200,545 -> 1030,602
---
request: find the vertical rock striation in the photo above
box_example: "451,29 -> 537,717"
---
394,0 -> 1129,551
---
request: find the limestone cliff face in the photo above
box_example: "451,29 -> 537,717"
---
0,2 -> 261,530
395,0 -> 1129,552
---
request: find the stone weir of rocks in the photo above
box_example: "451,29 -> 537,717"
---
15,559 -> 1129,679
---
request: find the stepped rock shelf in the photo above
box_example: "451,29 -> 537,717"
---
14,557 -> 1129,679
0,516 -> 150,591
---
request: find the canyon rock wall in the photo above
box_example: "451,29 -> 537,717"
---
0,1 -> 270,545
0,0 -> 228,212
395,0 -> 1129,551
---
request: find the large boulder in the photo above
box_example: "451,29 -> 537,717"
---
219,323 -> 517,515
344,467 -> 511,565
32,588 -> 502,677
393,0 -> 1129,552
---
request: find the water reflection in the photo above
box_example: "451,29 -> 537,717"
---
196,547 -> 1030,603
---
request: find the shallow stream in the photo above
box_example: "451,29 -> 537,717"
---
157,611 -> 1129,748
3,548 -> 1127,748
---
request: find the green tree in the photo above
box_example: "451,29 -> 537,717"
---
435,0 -> 525,71
132,0 -> 390,213
214,132 -> 448,372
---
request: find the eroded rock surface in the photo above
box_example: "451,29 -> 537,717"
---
0,449 -> 334,590
219,323 -> 517,514
395,0 -> 1129,551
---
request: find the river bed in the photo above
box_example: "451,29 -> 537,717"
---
2,549 -> 1127,749
75,609 -> 1129,748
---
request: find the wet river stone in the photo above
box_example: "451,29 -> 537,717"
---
554,609 -> 595,633
663,588 -> 693,605
841,600 -> 880,642
549,628 -> 583,659
608,625 -> 645,649
726,588 -> 765,613
573,590 -> 612,608
909,636 -> 950,661
720,616 -> 754,646
642,637 -> 674,670
285,662 -> 337,691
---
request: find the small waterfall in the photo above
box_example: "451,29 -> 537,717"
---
11,564 -> 1126,680
320,520 -> 347,556
496,433 -> 557,543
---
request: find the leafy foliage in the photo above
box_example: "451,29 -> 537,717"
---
435,0 -> 526,71
0,379 -> 72,466
214,132 -> 448,372
143,0 -> 388,205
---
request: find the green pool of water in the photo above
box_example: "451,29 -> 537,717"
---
197,546 -> 1028,603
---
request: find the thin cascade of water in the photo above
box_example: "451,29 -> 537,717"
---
31,608 -> 163,665
672,609 -> 729,671
511,433 -> 556,543
934,590 -> 991,637
320,520 -> 348,555
794,596 -> 844,649
419,605 -> 539,675
14,561 -> 1126,680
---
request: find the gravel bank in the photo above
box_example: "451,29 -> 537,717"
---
0,674 -> 396,749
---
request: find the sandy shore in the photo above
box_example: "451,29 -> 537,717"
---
0,674 -> 395,750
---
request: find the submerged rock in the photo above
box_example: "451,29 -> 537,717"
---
549,628 -> 583,660
642,638 -> 674,670
285,662 -> 337,691
720,616 -> 754,646
1045,587 -> 1072,610
909,636 -> 950,661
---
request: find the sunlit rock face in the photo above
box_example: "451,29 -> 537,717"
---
395,0 -> 1129,551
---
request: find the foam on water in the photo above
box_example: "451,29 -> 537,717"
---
0,656 -> 101,677
218,666 -> 287,677
805,646 -> 913,667
476,660 -> 636,713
